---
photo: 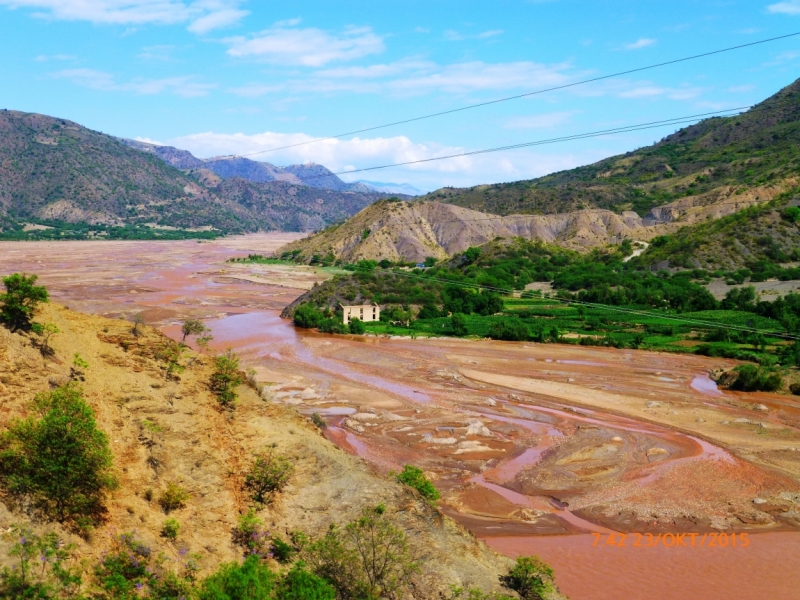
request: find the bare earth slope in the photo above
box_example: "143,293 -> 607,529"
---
0,303 -> 521,597
276,188 -> 788,263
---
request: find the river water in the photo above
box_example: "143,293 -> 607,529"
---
3,235 -> 800,600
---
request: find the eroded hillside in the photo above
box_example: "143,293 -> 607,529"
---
0,303 -> 537,598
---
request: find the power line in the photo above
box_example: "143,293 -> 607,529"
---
296,96 -> 798,181
237,31 -> 800,159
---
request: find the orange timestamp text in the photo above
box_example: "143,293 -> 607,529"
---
591,532 -> 750,548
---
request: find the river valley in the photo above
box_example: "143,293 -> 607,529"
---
3,234 -> 800,599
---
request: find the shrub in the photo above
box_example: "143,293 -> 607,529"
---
271,536 -> 296,564
306,505 -> 419,599
727,364 -> 783,392
181,318 -> 208,342
0,526 -> 81,599
791,383 -> 800,396
244,447 -> 294,504
417,303 -> 442,319
310,413 -> 327,430
348,317 -> 366,335
451,313 -> 468,336
276,563 -> 335,600
31,321 -> 60,355
499,556 -> 555,600
0,383 -> 116,525
210,349 -> 244,407
395,465 -> 440,502
161,518 -> 181,541
198,554 -> 276,600
159,482 -> 189,513
489,318 -> 530,341
294,303 -> 324,329
232,509 -> 270,558
0,273 -> 49,331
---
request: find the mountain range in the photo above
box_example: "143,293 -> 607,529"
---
0,111 -> 399,236
280,77 -> 800,268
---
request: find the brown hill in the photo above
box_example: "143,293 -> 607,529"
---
422,77 -> 800,218
276,185 -> 786,263
0,302 -> 528,597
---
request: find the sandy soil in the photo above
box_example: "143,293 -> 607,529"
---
3,233 -> 800,600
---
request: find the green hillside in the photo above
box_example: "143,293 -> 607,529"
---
423,78 -> 800,217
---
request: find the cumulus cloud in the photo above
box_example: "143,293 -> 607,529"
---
623,38 -> 657,50
224,23 -> 385,66
0,0 -> 248,32
768,1 -> 800,14
52,68 -> 216,97
165,128 -> 604,189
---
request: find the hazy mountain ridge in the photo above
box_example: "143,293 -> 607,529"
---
423,78 -> 800,218
0,110 -> 397,235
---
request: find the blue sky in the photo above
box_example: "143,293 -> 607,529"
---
2,1 -> 800,191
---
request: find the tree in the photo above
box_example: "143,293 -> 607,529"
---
293,303 -> 323,329
0,383 -> 117,525
198,555 -> 276,600
210,349 -> 244,407
276,563 -> 335,600
181,318 -> 208,342
423,256 -> 438,267
451,313 -> 469,337
395,465 -> 440,502
0,273 -> 49,332
31,321 -> 60,355
499,556 -> 555,600
306,505 -> 419,600
348,317 -> 366,335
244,446 -> 294,504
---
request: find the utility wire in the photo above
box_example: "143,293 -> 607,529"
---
293,96 -> 798,181
236,31 -> 800,158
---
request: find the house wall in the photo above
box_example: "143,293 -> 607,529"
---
342,304 -> 380,324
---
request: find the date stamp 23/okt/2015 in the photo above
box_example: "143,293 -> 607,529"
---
591,532 -> 750,548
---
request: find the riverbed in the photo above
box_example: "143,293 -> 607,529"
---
3,234 -> 800,600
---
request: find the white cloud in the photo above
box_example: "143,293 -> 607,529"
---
52,68 -> 216,97
505,111 -> 577,129
623,38 -> 657,50
0,0 -> 248,33
444,29 -> 503,41
34,53 -> 76,61
134,136 -> 165,145
768,1 -> 800,15
617,84 -> 703,100
165,128 -> 604,189
227,82 -> 285,97
224,23 -> 385,66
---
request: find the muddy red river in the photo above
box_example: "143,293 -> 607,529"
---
3,234 -> 800,599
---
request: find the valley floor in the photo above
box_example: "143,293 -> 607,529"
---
3,234 -> 800,600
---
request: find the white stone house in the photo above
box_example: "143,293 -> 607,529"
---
341,303 -> 380,325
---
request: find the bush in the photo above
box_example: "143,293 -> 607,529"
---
294,303 -> 324,329
0,383 -> 116,525
0,273 -> 49,331
271,536 -> 295,564
451,313 -> 468,336
198,555 -> 275,600
727,364 -> 783,392
159,482 -> 189,513
499,556 -> 555,600
790,383 -> 800,396
181,318 -> 208,342
276,563 -> 335,600
0,526 -> 81,599
31,321 -> 59,355
306,505 -> 419,599
395,465 -> 440,502
310,413 -> 327,430
489,318 -> 530,341
161,518 -> 181,541
244,447 -> 294,504
210,349 -> 244,407
232,509 -> 270,558
348,317 -> 366,335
